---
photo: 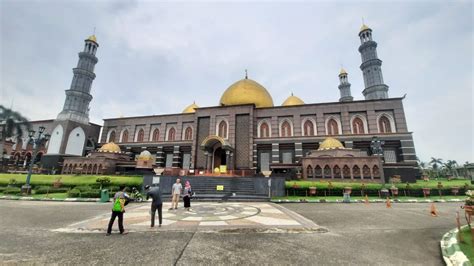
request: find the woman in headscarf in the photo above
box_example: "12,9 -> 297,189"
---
183,180 -> 192,211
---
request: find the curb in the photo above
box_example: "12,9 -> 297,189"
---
440,225 -> 472,266
0,195 -> 106,202
272,199 -> 464,203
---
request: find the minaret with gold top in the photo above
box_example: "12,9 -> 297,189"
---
338,68 -> 353,102
56,35 -> 99,124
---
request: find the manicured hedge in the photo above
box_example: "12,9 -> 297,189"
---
0,174 -> 142,187
3,187 -> 21,195
34,186 -> 70,194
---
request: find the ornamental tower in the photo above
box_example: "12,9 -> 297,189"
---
338,68 -> 353,102
358,24 -> 389,100
56,35 -> 99,124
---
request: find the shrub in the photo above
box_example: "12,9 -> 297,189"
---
0,187 -> 7,193
79,189 -> 101,198
68,189 -> 81,198
96,176 -> 111,189
3,187 -> 21,195
35,186 -> 69,194
74,186 -> 92,192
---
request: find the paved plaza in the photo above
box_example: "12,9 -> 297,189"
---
56,202 -> 321,233
0,200 -> 464,265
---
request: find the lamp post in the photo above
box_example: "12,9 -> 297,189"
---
21,126 -> 50,194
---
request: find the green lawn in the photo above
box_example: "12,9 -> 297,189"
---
0,173 -> 143,187
459,226 -> 474,262
286,178 -> 473,190
31,193 -> 69,199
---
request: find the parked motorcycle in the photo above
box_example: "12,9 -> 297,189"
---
129,187 -> 143,202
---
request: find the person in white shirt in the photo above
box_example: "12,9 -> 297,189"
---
170,178 -> 182,210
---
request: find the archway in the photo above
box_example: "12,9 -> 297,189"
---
200,135 -> 234,172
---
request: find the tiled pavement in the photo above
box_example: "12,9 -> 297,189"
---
54,202 -> 322,233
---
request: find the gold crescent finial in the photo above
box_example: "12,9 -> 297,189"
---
245,69 -> 248,79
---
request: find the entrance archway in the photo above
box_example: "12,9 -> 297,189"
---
201,135 -> 233,172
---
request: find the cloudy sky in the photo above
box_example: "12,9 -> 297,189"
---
1,0 -> 472,163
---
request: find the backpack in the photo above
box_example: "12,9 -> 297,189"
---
112,197 -> 125,212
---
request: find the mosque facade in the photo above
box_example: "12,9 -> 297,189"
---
97,24 -> 419,182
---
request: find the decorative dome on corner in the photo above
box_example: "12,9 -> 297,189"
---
138,150 -> 152,160
99,142 -> 121,153
182,102 -> 199,113
318,137 -> 345,150
86,35 -> 97,43
339,68 -> 348,75
219,77 -> 274,108
282,93 -> 304,106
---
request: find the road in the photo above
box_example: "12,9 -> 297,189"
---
0,200 -> 462,265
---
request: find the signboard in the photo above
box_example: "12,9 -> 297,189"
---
220,165 -> 227,173
216,185 -> 224,191
152,176 -> 160,184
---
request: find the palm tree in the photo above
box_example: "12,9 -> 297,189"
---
444,160 -> 459,177
429,157 -> 443,179
0,105 -> 30,169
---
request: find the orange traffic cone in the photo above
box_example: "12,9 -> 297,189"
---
364,194 -> 369,205
386,197 -> 392,208
430,203 -> 438,217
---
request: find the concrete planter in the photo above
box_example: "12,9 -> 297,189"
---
343,187 -> 352,195
422,188 -> 431,197
308,187 -> 317,196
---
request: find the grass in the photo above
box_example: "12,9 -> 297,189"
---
286,178 -> 473,190
31,193 -> 69,199
0,173 -> 143,187
459,226 -> 474,262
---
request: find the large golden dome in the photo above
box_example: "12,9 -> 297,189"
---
182,102 -> 199,113
318,137 -> 345,150
99,142 -> 121,153
220,78 -> 274,108
282,93 -> 304,106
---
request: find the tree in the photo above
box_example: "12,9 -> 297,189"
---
429,157 -> 443,179
444,160 -> 459,177
0,105 -> 30,169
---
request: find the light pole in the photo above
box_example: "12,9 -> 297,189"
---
21,126 -> 50,194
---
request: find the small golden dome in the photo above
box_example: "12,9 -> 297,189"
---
282,93 -> 304,106
99,142 -> 121,153
138,150 -> 152,160
182,102 -> 199,113
318,137 -> 345,150
359,24 -> 371,33
86,35 -> 97,43
339,68 -> 347,75
220,78 -> 274,108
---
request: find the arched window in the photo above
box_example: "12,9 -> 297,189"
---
333,165 -> 341,178
280,121 -> 292,137
352,117 -> 365,134
353,165 -> 361,179
306,165 -> 313,178
323,165 -> 331,178
378,115 -> 392,133
373,166 -> 380,179
363,165 -> 371,179
260,122 -> 270,138
121,130 -> 129,143
184,127 -> 193,140
342,165 -> 351,179
137,129 -> 144,142
218,121 -> 227,138
109,131 -> 116,142
303,120 -> 315,136
327,119 -> 339,135
314,165 -> 322,178
168,128 -> 176,141
152,129 -> 160,142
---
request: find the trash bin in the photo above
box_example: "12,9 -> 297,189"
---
343,192 -> 351,203
100,189 -> 109,203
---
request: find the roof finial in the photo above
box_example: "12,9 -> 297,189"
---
362,17 -> 365,25
291,92 -> 293,96
245,69 -> 248,79
93,26 -> 96,35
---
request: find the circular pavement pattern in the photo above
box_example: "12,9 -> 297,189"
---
166,203 -> 261,221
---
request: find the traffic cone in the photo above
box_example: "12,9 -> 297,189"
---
430,203 -> 438,217
364,194 -> 369,205
386,197 -> 392,208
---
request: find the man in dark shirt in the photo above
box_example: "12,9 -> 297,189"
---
145,185 -> 163,228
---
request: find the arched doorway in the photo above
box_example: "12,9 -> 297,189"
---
200,135 -> 233,173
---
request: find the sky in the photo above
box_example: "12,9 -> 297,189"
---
0,0 -> 472,163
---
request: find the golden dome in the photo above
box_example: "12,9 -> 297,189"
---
339,68 -> 347,75
99,142 -> 121,153
219,78 -> 274,108
138,150 -> 152,160
318,137 -> 345,150
182,102 -> 199,113
359,24 -> 371,33
86,35 -> 97,43
282,93 -> 304,106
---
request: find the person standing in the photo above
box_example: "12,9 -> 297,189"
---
145,185 -> 163,228
170,178 -> 182,210
183,181 -> 192,211
106,186 -> 130,236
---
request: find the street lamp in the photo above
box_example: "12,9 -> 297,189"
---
21,126 -> 50,194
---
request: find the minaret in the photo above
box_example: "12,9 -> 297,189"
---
358,24 -> 389,100
338,68 -> 353,102
56,35 -> 99,124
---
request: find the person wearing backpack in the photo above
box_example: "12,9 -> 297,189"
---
106,186 -> 130,236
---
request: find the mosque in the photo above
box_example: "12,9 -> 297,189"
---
5,23 -> 419,182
